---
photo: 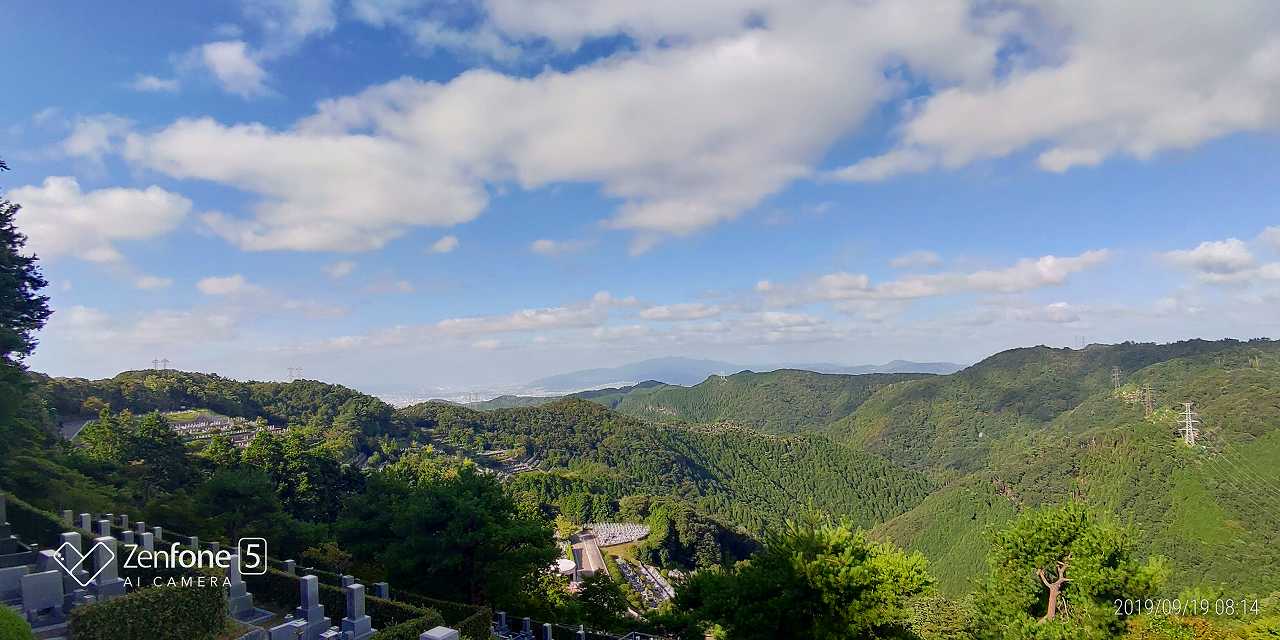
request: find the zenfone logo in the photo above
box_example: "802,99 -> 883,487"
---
238,537 -> 268,575
53,541 -> 112,588
51,537 -> 268,587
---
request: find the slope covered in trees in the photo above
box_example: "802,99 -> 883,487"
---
34,370 -> 396,436
606,369 -> 930,433
872,342 -> 1280,597
396,398 -> 932,535
828,339 -> 1271,474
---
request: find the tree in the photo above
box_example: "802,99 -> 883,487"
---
132,412 -> 191,491
201,434 -> 241,468
577,574 -> 631,631
0,158 -> 52,458
972,502 -> 1167,639
676,517 -> 934,639
195,468 -> 286,542
337,456 -> 558,608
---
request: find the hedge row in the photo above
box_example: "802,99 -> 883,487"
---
395,591 -> 490,640
0,605 -> 36,640
369,611 -> 448,640
3,492 -> 77,546
68,580 -> 226,640
244,567 -> 441,629
281,562 -> 490,638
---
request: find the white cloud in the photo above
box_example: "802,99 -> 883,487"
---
62,114 -> 133,162
837,1 -> 1280,179
889,250 -> 942,270
639,303 -> 721,321
429,235 -> 459,254
1261,226 -> 1280,252
241,0 -> 336,52
197,274 -> 262,296
125,117 -> 485,251
768,250 -> 1111,305
134,275 -> 174,290
197,41 -> 269,97
1163,238 -> 1256,275
530,238 -> 589,256
10,177 -> 190,263
324,260 -> 356,278
437,305 -> 603,335
129,74 -> 180,93
123,0 -> 1005,252
472,338 -> 501,350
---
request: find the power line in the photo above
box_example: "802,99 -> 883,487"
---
1111,366 -> 1122,393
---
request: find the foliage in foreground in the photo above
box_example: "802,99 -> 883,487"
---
673,517 -> 934,639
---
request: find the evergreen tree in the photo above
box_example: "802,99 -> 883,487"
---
972,502 -> 1167,639
0,158 -> 52,459
677,517 -> 934,639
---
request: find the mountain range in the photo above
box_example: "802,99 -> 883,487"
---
521,356 -> 963,394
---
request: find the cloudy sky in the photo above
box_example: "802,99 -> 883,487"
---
3,1 -> 1279,395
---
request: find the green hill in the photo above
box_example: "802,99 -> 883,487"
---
605,369 -> 931,433
828,339 -> 1268,475
871,341 -> 1280,596
396,397 -> 932,534
34,370 -> 396,436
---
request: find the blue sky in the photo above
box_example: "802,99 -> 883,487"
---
3,1 -> 1279,396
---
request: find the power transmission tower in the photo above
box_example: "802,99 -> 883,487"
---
160,358 -> 170,370
152,358 -> 160,370
1111,366 -> 1121,393
287,367 -> 302,380
1179,402 -> 1200,446
1142,384 -> 1154,417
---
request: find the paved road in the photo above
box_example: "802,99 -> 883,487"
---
59,418 -> 92,440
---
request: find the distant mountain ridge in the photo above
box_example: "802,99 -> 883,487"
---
523,356 -> 962,393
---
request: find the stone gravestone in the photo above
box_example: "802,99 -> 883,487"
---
227,553 -> 273,625
284,559 -> 296,575
340,574 -> 355,587
135,520 -> 146,535
61,510 -> 73,527
0,565 -> 29,604
522,617 -> 532,635
495,611 -> 508,632
118,514 -> 128,530
121,531 -> 135,545
189,535 -> 199,550
340,583 -> 375,640
268,618 -> 308,640
421,627 -> 460,640
371,582 -> 389,599
95,519 -> 111,538
153,526 -> 163,542
78,513 -> 91,532
20,570 -> 65,627
89,536 -> 125,601
139,532 -> 155,552
541,622 -> 553,640
56,532 -> 88,594
0,495 -> 14,554
292,575 -> 332,640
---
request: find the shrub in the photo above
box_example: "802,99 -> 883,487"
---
370,611 -> 448,640
0,605 -> 35,640
68,580 -> 226,640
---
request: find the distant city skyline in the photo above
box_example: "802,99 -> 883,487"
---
4,1 -> 1279,391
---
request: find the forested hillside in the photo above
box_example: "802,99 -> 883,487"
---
396,398 -> 932,534
828,339 -> 1270,474
871,341 -> 1280,597
606,370 -> 929,433
34,370 -> 396,435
